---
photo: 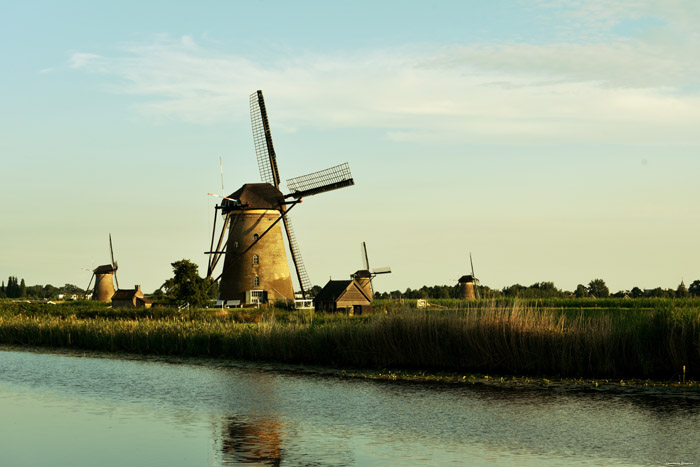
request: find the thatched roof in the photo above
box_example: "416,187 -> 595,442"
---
226,183 -> 284,211
458,275 -> 477,283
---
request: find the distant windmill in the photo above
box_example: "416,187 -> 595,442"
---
86,234 -> 119,302
205,90 -> 355,304
351,242 -> 391,300
457,252 -> 479,300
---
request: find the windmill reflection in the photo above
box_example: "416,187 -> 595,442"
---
221,416 -> 282,466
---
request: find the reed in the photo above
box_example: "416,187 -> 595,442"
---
0,300 -> 698,380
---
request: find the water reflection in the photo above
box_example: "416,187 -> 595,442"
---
1,349 -> 699,466
222,417 -> 281,466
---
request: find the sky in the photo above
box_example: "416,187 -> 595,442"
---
2,0 -> 700,294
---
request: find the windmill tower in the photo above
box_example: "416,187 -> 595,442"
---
206,90 -> 355,304
351,242 -> 391,300
86,234 -> 119,302
457,253 -> 479,300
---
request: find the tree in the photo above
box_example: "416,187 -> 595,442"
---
19,278 -> 26,298
689,280 -> 700,297
587,279 -> 609,298
6,276 -> 20,298
162,259 -> 210,308
630,287 -> 643,298
575,284 -> 587,298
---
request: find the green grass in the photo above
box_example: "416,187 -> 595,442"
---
0,298 -> 698,380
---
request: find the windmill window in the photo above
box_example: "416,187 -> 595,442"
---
253,234 -> 259,241
253,277 -> 260,287
253,255 -> 259,265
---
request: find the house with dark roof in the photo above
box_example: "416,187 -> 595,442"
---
111,285 -> 153,309
313,279 -> 372,314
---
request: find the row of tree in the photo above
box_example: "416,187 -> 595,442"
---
0,276 -> 92,300
374,279 -> 700,300
5,264 -> 700,304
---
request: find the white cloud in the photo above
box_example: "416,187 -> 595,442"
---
68,4 -> 700,145
68,52 -> 102,69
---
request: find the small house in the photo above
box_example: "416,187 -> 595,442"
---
313,279 -> 372,314
112,285 -> 153,309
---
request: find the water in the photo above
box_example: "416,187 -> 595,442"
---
0,349 -> 699,466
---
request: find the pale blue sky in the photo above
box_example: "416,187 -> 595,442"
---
2,1 -> 699,294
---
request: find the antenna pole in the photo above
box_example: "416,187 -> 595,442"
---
219,157 -> 225,197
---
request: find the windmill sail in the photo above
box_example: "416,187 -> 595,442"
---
250,90 -> 281,187
286,163 -> 354,199
281,215 -> 312,295
361,242 -> 370,270
109,233 -> 119,290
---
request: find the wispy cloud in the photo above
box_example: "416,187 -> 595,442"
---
68,3 -> 700,145
68,52 -> 102,69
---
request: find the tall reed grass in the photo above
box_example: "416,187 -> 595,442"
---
0,300 -> 698,380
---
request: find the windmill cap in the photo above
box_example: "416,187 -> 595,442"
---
226,183 -> 284,210
352,269 -> 372,278
458,275 -> 477,283
93,264 -> 116,274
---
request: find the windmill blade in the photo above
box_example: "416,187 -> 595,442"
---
361,242 -> 370,270
281,213 -> 312,297
372,267 -> 392,274
286,162 -> 354,199
109,233 -> 116,267
85,273 -> 95,298
470,252 -> 480,300
109,234 -> 119,290
250,90 -> 281,188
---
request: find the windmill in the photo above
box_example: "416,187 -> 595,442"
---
351,242 -> 391,300
457,252 -> 480,300
205,90 -> 355,304
85,234 -> 119,302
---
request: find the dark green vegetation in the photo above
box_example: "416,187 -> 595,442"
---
1,298 -> 699,382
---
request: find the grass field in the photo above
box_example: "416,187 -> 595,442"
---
0,298 -> 698,381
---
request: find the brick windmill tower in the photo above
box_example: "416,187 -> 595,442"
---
86,234 -> 119,302
351,242 -> 391,300
457,253 -> 480,300
205,90 -> 355,305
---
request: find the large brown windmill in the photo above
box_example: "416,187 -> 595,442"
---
86,234 -> 119,302
205,90 -> 354,305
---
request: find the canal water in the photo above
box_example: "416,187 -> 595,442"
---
0,349 -> 698,466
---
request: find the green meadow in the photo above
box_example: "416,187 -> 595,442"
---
0,298 -> 698,381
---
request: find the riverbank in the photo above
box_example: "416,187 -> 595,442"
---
1,299 -> 699,381
2,343 -> 699,401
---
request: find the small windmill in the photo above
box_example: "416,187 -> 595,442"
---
351,242 -> 391,299
86,234 -> 119,302
205,90 -> 355,304
457,252 -> 480,300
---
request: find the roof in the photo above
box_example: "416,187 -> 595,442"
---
112,289 -> 148,303
226,183 -> 284,211
458,275 -> 477,283
314,280 -> 354,302
93,264 -> 115,274
314,279 -> 372,303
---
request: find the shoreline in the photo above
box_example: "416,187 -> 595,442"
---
3,344 -> 698,399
